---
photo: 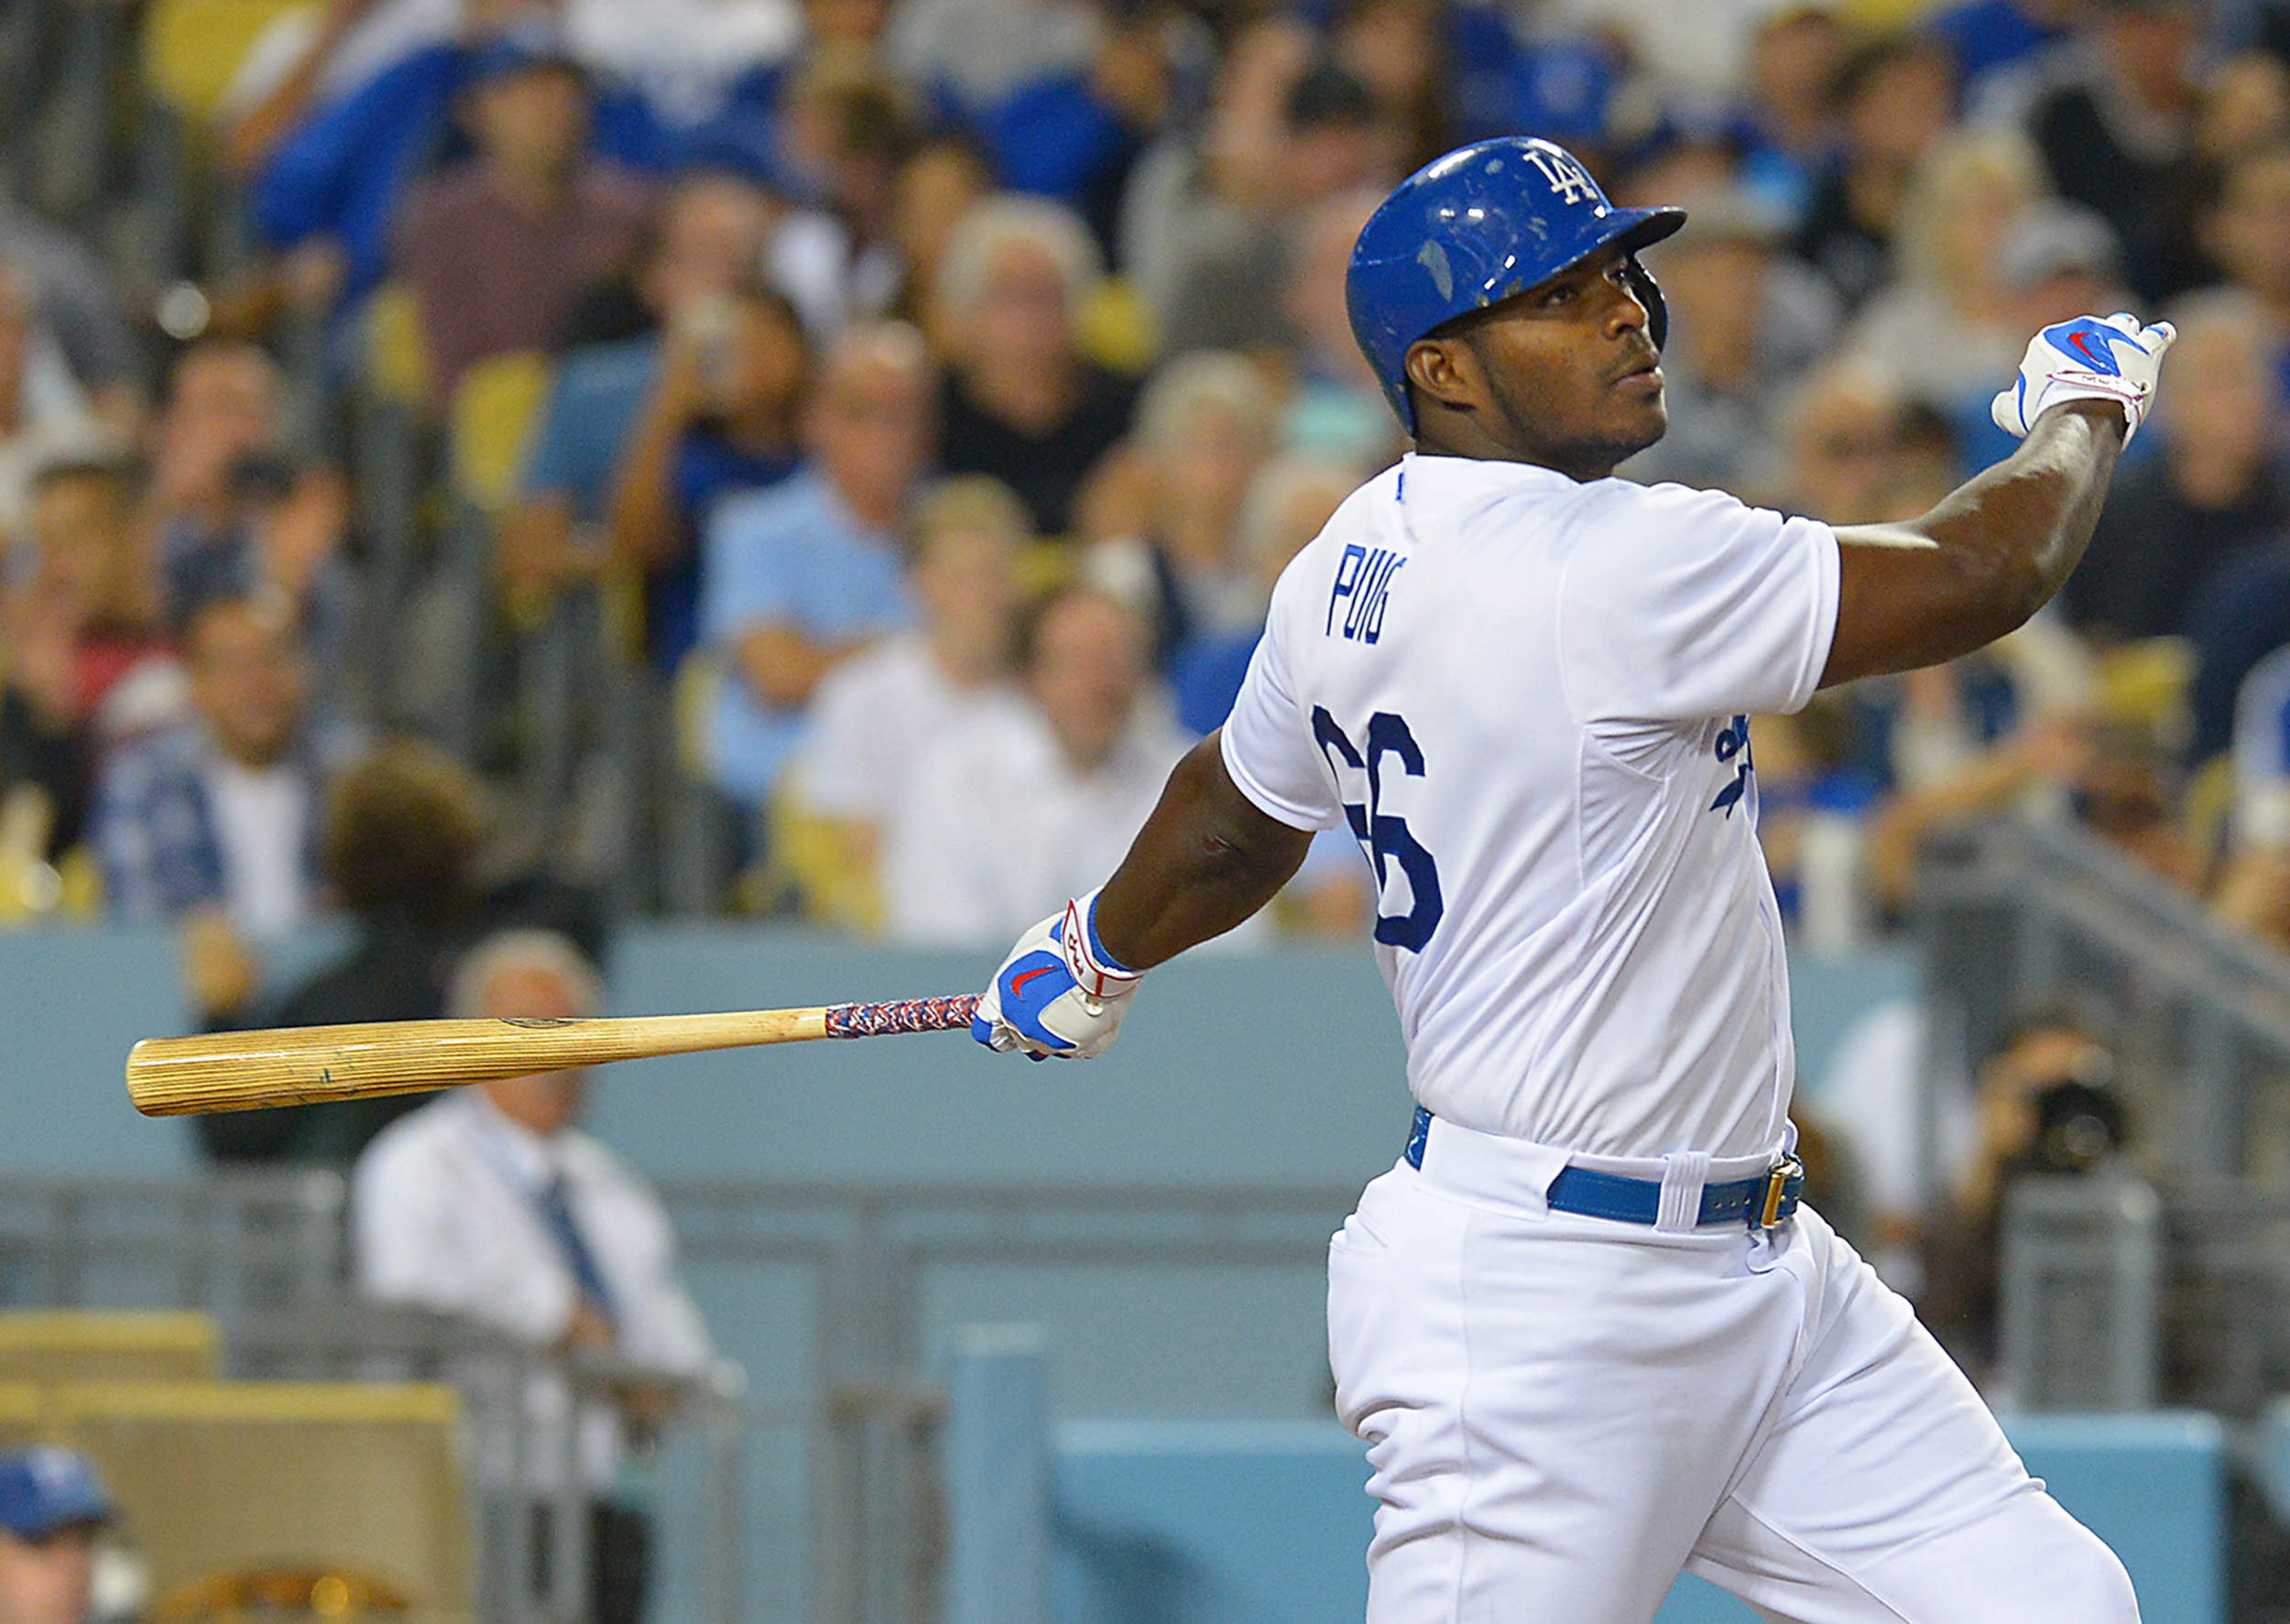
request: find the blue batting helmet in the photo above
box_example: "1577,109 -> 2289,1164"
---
1347,136 -> 1687,432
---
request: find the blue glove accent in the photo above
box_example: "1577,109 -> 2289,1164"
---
993,945 -> 1080,1052
2047,315 -> 2148,376
971,1015 -> 997,1045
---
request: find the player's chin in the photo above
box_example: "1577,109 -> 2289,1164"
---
1602,392 -> 1668,459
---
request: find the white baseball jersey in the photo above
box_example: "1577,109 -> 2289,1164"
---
1221,452 -> 1839,1161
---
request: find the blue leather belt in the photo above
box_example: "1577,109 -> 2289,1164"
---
1402,1106 -> 1804,1230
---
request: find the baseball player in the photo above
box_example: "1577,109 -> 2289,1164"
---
972,135 -> 2169,1622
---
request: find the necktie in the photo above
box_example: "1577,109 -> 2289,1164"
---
536,1172 -> 616,1329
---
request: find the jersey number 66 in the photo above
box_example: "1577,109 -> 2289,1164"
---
1312,707 -> 1445,953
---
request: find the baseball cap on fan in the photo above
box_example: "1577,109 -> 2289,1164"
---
0,1450 -> 113,1542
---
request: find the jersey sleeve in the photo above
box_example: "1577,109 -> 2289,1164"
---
1556,484 -> 1840,724
1218,588 -> 1346,833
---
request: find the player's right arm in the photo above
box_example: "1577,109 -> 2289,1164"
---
974,586 -> 1331,1060
1821,314 -> 2175,689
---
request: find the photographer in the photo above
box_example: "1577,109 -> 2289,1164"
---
1919,998 -> 2129,1381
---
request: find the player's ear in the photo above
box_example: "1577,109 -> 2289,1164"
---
1404,336 -> 1479,417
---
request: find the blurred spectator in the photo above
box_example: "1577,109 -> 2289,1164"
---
196,740 -> 485,1166
957,0 -> 1179,262
92,589 -> 355,1020
2217,638 -> 2290,947
2195,49 -> 2290,172
1329,0 -> 1454,175
2065,289 -> 2290,644
1160,60 -> 1393,356
889,135 -> 995,344
885,585 -> 1187,943
245,4 -> 513,316
1791,35 -> 1960,314
0,1449 -> 113,1624
0,459 -> 179,866
1542,0 -> 1772,123
1276,187 -> 1400,466
1622,190 -> 1838,496
782,475 -> 1029,930
1868,701 -> 2199,919
1085,350 -> 1276,659
1733,5 -> 1850,223
2020,0 -> 2210,305
889,0 -> 1100,129
1747,694 -> 1882,951
142,343 -> 352,642
933,196 -> 1138,535
224,0 -> 473,181
1938,197 -> 2137,472
1768,357 -> 1914,524
2199,140 -> 2290,400
1843,125 -> 2048,449
1841,122 -> 2061,455
700,322 -> 932,813
763,60 -> 918,337
1926,0 -> 2081,92
1919,998 -> 2129,1382
499,172 -> 779,614
0,209 -> 141,433
0,266 -> 104,549
355,929 -> 715,1624
604,284 -> 811,670
1163,453 -> 1359,736
396,33 -> 653,402
561,0 -> 802,158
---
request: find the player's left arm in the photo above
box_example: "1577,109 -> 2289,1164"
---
971,736 -> 1314,1059
1821,312 -> 2174,688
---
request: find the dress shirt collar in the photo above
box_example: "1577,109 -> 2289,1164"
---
457,1090 -> 572,1189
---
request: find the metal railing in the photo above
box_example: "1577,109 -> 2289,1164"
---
0,1171 -> 1359,1624
1998,1172 -> 2290,1421
1920,818 -> 2290,1180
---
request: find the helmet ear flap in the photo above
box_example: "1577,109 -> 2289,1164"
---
1620,255 -> 1667,352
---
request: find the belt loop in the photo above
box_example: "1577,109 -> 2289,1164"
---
1654,1152 -> 1709,1233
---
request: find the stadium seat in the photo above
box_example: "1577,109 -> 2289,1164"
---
0,1383 -> 46,1449
363,286 -> 435,415
139,0 -> 306,124
150,1565 -> 412,1623
53,1381 -> 469,1624
447,352 -> 555,515
0,1313 -> 218,1388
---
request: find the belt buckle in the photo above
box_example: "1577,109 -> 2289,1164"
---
1757,1155 -> 1805,1229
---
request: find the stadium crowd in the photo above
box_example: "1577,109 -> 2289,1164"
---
1,2 -> 2290,1146
5,1 -> 2290,1607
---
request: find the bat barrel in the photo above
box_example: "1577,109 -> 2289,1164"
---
126,997 -> 983,1118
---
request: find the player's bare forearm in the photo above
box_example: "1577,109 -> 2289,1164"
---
1821,400 -> 2124,687
1093,735 -> 1314,968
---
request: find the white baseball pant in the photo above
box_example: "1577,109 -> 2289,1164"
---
1327,1119 -> 2142,1623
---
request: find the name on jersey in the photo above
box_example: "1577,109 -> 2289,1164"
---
1326,545 -> 1405,643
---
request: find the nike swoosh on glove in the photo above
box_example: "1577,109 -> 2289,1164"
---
1991,312 -> 2176,443
973,890 -> 1144,1060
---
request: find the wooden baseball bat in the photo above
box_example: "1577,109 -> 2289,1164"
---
125,995 -> 981,1117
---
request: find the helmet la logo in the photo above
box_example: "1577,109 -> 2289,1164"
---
1523,147 -> 1596,208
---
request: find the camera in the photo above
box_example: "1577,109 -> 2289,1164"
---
2031,1067 -> 2126,1174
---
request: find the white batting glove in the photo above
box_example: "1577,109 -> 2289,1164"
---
972,888 -> 1144,1060
1990,312 -> 2176,444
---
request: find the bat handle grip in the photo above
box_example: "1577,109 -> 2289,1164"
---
822,995 -> 981,1038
